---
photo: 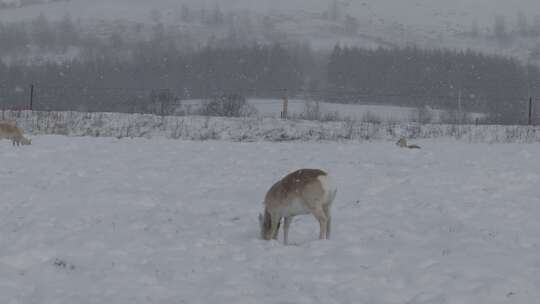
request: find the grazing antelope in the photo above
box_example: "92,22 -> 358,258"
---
258,169 -> 337,245
0,122 -> 31,146
396,137 -> 420,149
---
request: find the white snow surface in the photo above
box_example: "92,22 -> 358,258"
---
1,137 -> 540,303
181,98 -> 440,122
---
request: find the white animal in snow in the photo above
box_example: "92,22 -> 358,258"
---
258,168 -> 337,244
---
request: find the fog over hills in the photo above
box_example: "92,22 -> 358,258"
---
1,0 -> 540,64
2,0 -> 539,29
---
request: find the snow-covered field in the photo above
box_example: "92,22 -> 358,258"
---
180,99 -> 428,122
253,99 -> 431,122
248,99 -> 485,123
1,136 -> 539,303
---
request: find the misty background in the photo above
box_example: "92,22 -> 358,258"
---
1,0 -> 540,124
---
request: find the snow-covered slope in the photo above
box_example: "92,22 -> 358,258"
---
1,0 -> 539,62
1,137 -> 539,303
1,0 -> 538,26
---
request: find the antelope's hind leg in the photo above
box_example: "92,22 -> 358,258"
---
311,206 -> 328,240
323,204 -> 332,240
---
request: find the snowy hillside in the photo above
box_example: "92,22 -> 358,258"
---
2,0 -> 538,27
1,137 -> 540,303
1,0 -> 540,63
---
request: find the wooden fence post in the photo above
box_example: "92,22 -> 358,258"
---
282,94 -> 288,120
29,84 -> 34,111
528,97 -> 533,125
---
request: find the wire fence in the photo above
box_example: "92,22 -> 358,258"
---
0,84 -> 536,125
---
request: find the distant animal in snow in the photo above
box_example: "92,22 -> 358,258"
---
396,137 -> 420,149
0,122 -> 31,146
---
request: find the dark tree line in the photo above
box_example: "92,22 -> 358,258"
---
0,34 -> 539,123
0,43 -> 307,112
327,45 -> 540,123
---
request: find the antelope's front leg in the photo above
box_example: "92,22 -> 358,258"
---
283,217 -> 292,245
270,216 -> 281,240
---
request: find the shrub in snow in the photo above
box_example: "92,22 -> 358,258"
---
360,111 -> 383,124
3,110 -> 540,143
199,94 -> 257,117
